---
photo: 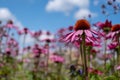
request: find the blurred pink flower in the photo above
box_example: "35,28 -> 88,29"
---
116,65 -> 120,70
94,19 -> 112,30
6,20 -> 19,30
50,54 -> 64,63
108,42 -> 118,49
68,26 -> 73,31
93,69 -> 103,75
107,24 -> 120,41
88,67 -> 103,75
23,59 -> 31,63
98,54 -> 113,60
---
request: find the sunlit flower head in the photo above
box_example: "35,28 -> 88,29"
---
111,24 -> 120,32
107,24 -> 120,41
64,19 -> 100,45
94,19 -> 112,33
74,19 -> 90,30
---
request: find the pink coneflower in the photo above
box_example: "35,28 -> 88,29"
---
6,20 -> 18,30
108,24 -> 120,41
6,20 -> 13,28
94,19 -> 112,33
64,19 -> 99,44
64,19 -> 100,79
68,26 -> 73,31
92,69 -> 103,75
116,65 -> 120,70
17,30 -> 24,35
5,48 -> 11,55
46,31 -> 51,35
23,27 -> 29,34
98,54 -> 113,60
32,44 -> 42,57
108,42 -> 118,49
50,54 -> 64,63
88,67 -> 103,75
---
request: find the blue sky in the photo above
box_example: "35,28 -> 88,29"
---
0,0 -> 120,33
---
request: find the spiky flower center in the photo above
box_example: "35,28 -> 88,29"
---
74,19 -> 90,31
111,24 -> 120,32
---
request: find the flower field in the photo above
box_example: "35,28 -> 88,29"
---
0,0 -> 120,80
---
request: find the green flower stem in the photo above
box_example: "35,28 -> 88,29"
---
112,50 -> 115,73
87,47 -> 92,67
69,46 -> 72,64
104,39 -> 107,71
82,32 -> 88,80
79,43 -> 84,68
117,34 -> 120,65
45,43 -> 50,78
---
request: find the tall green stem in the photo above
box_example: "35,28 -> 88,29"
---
117,36 -> 120,65
82,33 -> 88,80
104,39 -> 107,70
80,44 -> 84,69
69,46 -> 72,63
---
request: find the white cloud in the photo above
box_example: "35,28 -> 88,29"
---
74,9 -> 97,19
116,0 -> 120,2
46,0 -> 97,19
20,34 -> 34,45
20,30 -> 54,46
46,0 -> 89,13
39,30 -> 54,40
0,8 -> 23,28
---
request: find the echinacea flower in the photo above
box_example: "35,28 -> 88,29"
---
64,19 -> 99,44
108,42 -> 118,49
94,19 -> 112,33
107,24 -> 120,41
68,26 -> 73,31
88,67 -> 103,75
6,20 -> 18,30
116,65 -> 120,70
98,54 -> 113,60
50,54 -> 64,63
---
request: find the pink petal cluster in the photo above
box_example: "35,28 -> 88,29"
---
64,30 -> 99,44
50,54 -> 64,63
108,42 -> 118,49
88,67 -> 103,75
94,19 -> 112,30
116,65 -> 120,70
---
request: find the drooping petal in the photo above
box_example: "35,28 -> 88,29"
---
85,30 -> 93,37
64,32 -> 74,41
71,30 -> 83,42
71,33 -> 77,42
116,65 -> 120,70
86,37 -> 94,43
75,30 -> 83,36
91,30 -> 98,35
94,22 -> 104,29
111,32 -> 115,38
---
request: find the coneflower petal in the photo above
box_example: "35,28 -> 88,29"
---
85,30 -> 93,37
